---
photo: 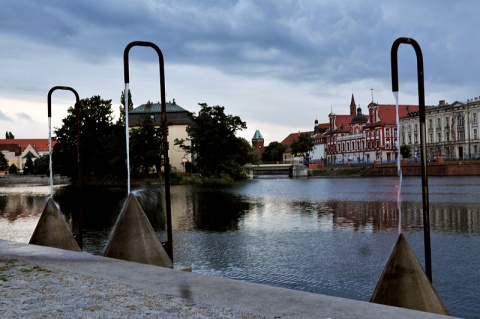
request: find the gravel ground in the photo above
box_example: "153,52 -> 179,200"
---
0,257 -> 264,319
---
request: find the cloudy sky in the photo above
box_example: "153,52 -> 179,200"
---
1,1 -> 479,145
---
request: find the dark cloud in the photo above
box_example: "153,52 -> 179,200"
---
1,0 -> 480,141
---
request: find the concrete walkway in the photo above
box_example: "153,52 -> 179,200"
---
0,240 -> 456,318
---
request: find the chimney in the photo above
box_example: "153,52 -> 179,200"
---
439,100 -> 445,106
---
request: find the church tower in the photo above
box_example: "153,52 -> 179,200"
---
350,93 -> 356,116
252,130 -> 264,159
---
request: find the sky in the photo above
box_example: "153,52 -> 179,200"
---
1,1 -> 480,145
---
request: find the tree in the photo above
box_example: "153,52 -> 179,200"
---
23,155 -> 34,175
53,95 -> 120,180
32,154 -> 50,176
0,152 -> 8,170
9,164 -> 18,175
400,145 -> 411,159
175,103 -> 249,178
117,89 -> 133,126
262,141 -> 288,163
129,115 -> 163,175
5,132 -> 14,139
290,133 -> 315,163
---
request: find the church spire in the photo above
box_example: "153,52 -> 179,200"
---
350,93 -> 356,116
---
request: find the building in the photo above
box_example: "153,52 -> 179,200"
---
0,139 -> 54,172
325,96 -> 420,164
128,99 -> 196,171
399,98 -> 480,160
251,130 -> 264,159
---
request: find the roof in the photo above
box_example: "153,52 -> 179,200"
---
0,139 -> 54,152
252,130 -> 263,140
351,107 -> 368,124
281,131 -> 314,145
376,104 -> 420,125
130,100 -> 189,114
128,100 -> 195,127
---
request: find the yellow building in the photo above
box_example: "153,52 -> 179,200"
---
128,99 -> 195,172
0,139 -> 52,173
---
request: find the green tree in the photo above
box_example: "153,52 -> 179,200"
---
129,115 -> 163,175
32,154 -> 50,176
400,145 -> 412,159
175,103 -> 249,178
117,89 -> 133,126
290,133 -> 315,162
53,95 -> 119,180
23,155 -> 34,175
9,164 -> 18,174
262,141 -> 287,163
0,152 -> 8,170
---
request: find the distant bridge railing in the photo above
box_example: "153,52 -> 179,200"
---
251,164 -> 293,176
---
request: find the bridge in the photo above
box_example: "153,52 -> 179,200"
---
251,164 -> 292,176
251,164 -> 309,177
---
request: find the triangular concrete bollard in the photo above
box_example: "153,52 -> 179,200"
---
370,233 -> 449,315
29,197 -> 82,252
103,193 -> 173,268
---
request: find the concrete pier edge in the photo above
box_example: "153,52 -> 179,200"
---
0,240 -> 456,318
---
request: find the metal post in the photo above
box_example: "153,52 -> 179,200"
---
48,86 -> 83,249
123,41 -> 173,263
391,37 -> 432,282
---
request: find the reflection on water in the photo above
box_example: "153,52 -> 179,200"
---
0,178 -> 479,318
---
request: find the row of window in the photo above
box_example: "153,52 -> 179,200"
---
403,128 -> 479,144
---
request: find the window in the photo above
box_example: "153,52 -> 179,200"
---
457,115 -> 465,127
458,130 -> 465,141
408,135 -> 412,144
414,134 -> 418,144
474,113 -> 478,124
429,133 -> 433,143
438,132 -> 442,142
437,118 -> 441,127
393,128 -> 397,137
385,129 -> 390,137
446,132 -> 450,142
445,117 -> 449,128
474,129 -> 478,140
429,119 -> 433,129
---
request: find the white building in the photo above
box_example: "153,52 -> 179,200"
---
399,98 -> 480,160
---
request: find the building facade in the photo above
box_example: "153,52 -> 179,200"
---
0,139 -> 53,172
128,99 -> 196,172
399,98 -> 480,160
325,95 -> 420,164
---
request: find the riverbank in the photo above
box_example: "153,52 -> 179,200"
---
0,240 -> 455,319
0,175 -> 70,185
310,160 -> 480,177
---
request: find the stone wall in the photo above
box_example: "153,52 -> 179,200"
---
363,162 -> 480,177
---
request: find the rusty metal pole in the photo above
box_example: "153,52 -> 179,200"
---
123,41 -> 173,263
47,86 -> 83,249
391,37 -> 432,282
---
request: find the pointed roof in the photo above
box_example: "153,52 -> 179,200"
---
350,94 -> 356,108
252,129 -> 263,140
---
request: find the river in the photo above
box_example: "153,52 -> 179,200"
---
0,176 -> 479,318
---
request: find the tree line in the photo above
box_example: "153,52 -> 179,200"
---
1,93 -> 316,181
